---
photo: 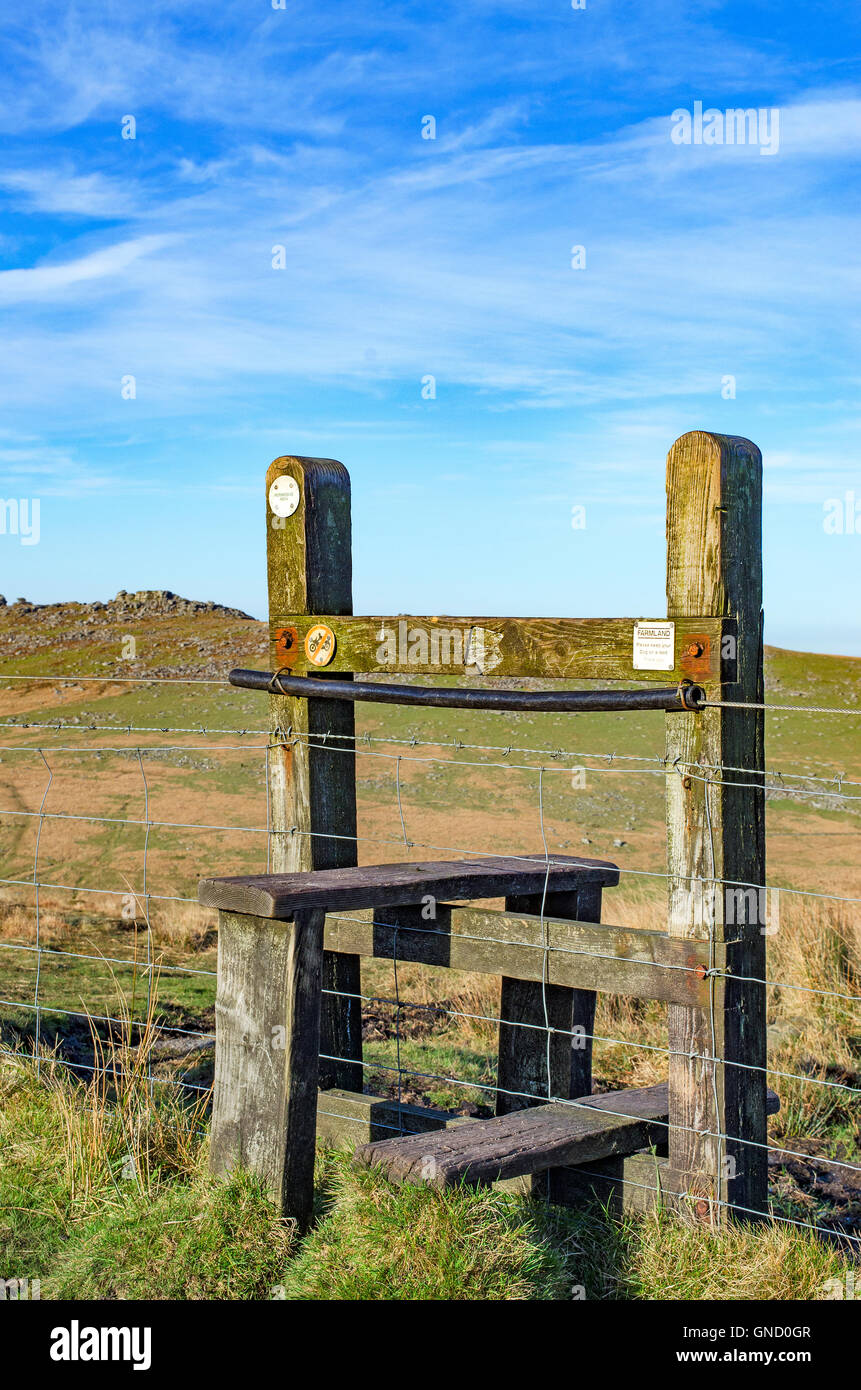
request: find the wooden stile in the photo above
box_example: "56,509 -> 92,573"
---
204,430 -> 771,1232
206,857 -> 620,1223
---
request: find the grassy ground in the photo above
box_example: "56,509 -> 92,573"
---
0,1047 -> 854,1301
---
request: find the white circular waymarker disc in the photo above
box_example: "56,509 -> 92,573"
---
268,475 -> 301,518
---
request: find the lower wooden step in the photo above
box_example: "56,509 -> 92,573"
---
353,1082 -> 780,1190
355,1083 -> 666,1189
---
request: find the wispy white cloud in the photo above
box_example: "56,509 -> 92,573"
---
0,236 -> 173,303
0,167 -> 139,218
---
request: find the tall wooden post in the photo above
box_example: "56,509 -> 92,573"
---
665,431 -> 767,1222
265,456 -> 363,1091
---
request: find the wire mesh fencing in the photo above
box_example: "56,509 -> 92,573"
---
0,677 -> 859,1248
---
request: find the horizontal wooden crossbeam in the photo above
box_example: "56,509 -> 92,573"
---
323,904 -> 713,1007
316,1088 -> 459,1146
268,614 -> 730,684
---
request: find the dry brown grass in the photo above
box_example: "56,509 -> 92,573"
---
40,978 -> 209,1202
0,888 -> 216,957
0,900 -> 74,947
362,958 -> 499,1047
147,900 -> 217,954
627,1205 -> 855,1300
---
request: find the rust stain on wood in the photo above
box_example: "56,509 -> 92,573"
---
274,625 -> 299,666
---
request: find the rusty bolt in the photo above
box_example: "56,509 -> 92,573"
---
281,633 -> 293,648
682,775 -> 693,789
695,1199 -> 710,1220
686,642 -> 704,658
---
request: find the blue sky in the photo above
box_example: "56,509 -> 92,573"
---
0,1 -> 859,653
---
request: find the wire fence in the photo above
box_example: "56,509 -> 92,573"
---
0,673 -> 859,1249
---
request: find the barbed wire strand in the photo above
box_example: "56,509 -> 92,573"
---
1,716 -> 859,790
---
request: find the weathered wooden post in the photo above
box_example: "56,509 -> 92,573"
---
664,431 -> 767,1223
208,456 -> 362,1228
265,456 -> 362,1091
209,906 -> 325,1231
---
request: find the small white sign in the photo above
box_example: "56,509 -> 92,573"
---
268,475 -> 300,518
633,621 -> 675,671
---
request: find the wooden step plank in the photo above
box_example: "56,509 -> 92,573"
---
199,855 -> 619,919
355,1084 -> 669,1188
353,1083 -> 780,1189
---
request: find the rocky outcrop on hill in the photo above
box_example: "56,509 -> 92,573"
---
0,591 -> 266,689
0,591 -> 256,621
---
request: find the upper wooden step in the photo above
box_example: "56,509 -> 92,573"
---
353,1081 -> 780,1189
198,855 -> 619,919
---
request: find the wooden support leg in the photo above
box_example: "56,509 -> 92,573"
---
210,908 -> 325,1231
496,886 -> 602,1115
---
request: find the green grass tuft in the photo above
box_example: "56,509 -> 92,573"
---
282,1150 -> 594,1300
